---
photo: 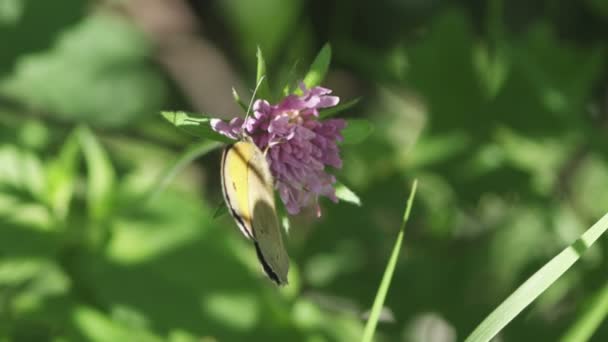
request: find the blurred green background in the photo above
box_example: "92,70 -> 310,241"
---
1,0 -> 608,341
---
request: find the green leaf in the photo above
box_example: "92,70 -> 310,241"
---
561,281 -> 608,342
464,211 -> 608,342
281,60 -> 302,96
319,98 -> 361,119
335,181 -> 361,206
160,111 -> 234,144
0,14 -> 165,127
256,46 -> 272,101
46,130 -> 80,220
213,201 -> 228,219
77,126 -> 115,222
362,179 -> 418,342
0,146 -> 45,206
341,119 -> 373,145
281,215 -> 291,234
303,43 -> 332,89
73,305 -> 164,342
0,0 -> 25,26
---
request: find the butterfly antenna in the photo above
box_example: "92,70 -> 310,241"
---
244,75 -> 266,124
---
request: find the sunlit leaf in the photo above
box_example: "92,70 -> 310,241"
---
73,305 -> 163,342
0,14 -> 165,126
46,131 -> 80,220
256,46 -> 271,101
161,111 -> 233,143
281,60 -> 302,96
0,0 -> 24,26
335,181 -> 361,206
0,258 -> 70,316
77,126 -> 115,222
0,146 -> 45,202
303,43 -> 331,89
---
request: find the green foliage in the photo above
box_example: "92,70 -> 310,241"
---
77,126 -> 116,224
0,0 -> 24,26
2,1 -> 608,341
218,0 -> 303,68
340,119 -> 374,145
0,14 -> 166,126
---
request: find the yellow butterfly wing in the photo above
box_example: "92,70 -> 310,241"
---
221,140 -> 289,285
221,141 -> 255,239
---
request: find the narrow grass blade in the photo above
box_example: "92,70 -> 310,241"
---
319,97 -> 361,119
362,179 -> 418,342
144,140 -> 222,203
561,281 -> 608,342
465,211 -> 608,342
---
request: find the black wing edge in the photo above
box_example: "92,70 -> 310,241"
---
254,241 -> 287,286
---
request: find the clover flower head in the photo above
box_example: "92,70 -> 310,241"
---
211,83 -> 346,215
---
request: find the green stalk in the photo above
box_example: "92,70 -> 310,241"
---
361,179 -> 418,342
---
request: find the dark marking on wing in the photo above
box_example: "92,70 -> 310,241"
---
254,241 -> 283,285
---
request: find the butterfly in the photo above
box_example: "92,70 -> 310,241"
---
220,78 -> 289,285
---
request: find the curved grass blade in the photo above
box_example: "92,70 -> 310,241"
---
320,97 -> 361,119
361,179 -> 418,342
561,281 -> 608,342
465,211 -> 608,342
143,140 -> 222,203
